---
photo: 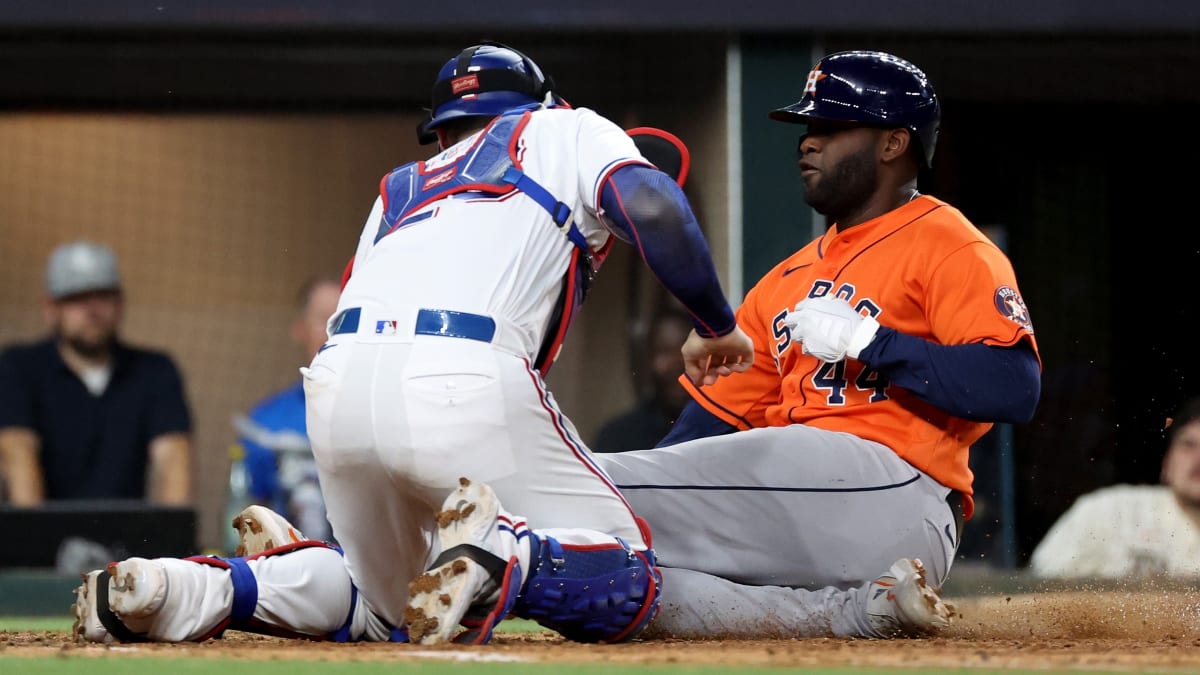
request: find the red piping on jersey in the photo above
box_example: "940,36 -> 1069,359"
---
592,158 -> 655,214
340,255 -> 355,290
537,250 -> 580,377
522,357 -> 644,528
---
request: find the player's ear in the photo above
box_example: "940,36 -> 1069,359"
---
880,128 -> 912,163
435,128 -> 451,151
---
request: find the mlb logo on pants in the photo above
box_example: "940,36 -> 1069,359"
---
375,320 -> 398,335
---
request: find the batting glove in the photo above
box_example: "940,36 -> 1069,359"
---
783,295 -> 880,363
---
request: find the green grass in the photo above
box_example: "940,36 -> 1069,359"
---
0,616 -> 71,631
0,618 -> 1153,675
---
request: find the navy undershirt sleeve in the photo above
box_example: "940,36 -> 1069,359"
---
600,164 -> 736,338
858,326 -> 1041,423
655,400 -> 738,447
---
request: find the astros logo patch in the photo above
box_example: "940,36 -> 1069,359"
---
993,286 -> 1033,333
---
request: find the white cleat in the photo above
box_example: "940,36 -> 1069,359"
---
865,558 -> 955,638
71,569 -> 112,643
232,505 -> 305,557
70,558 -> 169,643
106,558 -> 169,620
405,477 -> 514,645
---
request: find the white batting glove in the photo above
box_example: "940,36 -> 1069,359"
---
783,295 -> 880,363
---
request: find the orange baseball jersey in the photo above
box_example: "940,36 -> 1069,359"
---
680,195 -> 1040,518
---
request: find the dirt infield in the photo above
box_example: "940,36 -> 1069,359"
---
5,591 -> 1200,671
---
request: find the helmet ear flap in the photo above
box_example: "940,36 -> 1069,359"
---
416,115 -> 437,145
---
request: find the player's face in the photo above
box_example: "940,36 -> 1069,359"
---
1163,419 -> 1200,507
49,290 -> 122,358
796,121 -> 882,218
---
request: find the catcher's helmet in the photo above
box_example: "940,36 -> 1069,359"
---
417,42 -> 556,145
769,50 -> 940,167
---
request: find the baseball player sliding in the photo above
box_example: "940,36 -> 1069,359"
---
595,50 -> 1042,638
72,47 -> 1032,645
73,41 -> 752,646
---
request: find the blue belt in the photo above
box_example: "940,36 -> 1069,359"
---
330,307 -> 497,343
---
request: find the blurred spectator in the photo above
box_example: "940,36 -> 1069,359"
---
1029,396 -> 1200,579
592,306 -> 693,452
0,240 -> 193,505
229,276 -> 340,544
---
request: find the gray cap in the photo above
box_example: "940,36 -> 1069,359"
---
46,241 -> 122,300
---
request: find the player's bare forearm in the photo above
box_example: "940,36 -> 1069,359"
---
148,433 -> 192,505
0,427 -> 45,505
682,327 -> 755,386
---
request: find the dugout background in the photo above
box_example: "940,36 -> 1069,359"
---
0,11 -> 1198,561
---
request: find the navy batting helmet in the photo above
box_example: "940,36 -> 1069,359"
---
417,42 -> 556,145
769,50 -> 940,167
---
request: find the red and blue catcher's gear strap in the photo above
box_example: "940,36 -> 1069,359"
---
600,164 -> 735,338
374,107 -> 586,253
859,328 -> 1041,424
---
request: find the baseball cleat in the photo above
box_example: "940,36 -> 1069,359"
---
864,558 -> 955,638
405,477 -> 522,645
71,558 -> 168,643
71,569 -> 113,643
105,558 -> 169,621
232,505 -> 305,556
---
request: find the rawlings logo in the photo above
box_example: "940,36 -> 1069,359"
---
451,74 -> 480,94
424,168 -> 456,189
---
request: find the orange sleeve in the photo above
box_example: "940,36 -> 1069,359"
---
926,242 -> 1041,366
677,286 -> 780,430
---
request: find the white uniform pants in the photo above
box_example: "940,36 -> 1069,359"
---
303,331 -> 646,628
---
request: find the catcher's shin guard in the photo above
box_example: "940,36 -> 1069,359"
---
514,535 -> 661,643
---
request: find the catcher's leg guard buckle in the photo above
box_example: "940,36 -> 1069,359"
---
514,536 -> 661,643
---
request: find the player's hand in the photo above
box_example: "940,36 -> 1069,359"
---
783,295 -> 879,363
681,326 -> 755,386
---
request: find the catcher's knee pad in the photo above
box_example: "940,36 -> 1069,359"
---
514,536 -> 661,643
